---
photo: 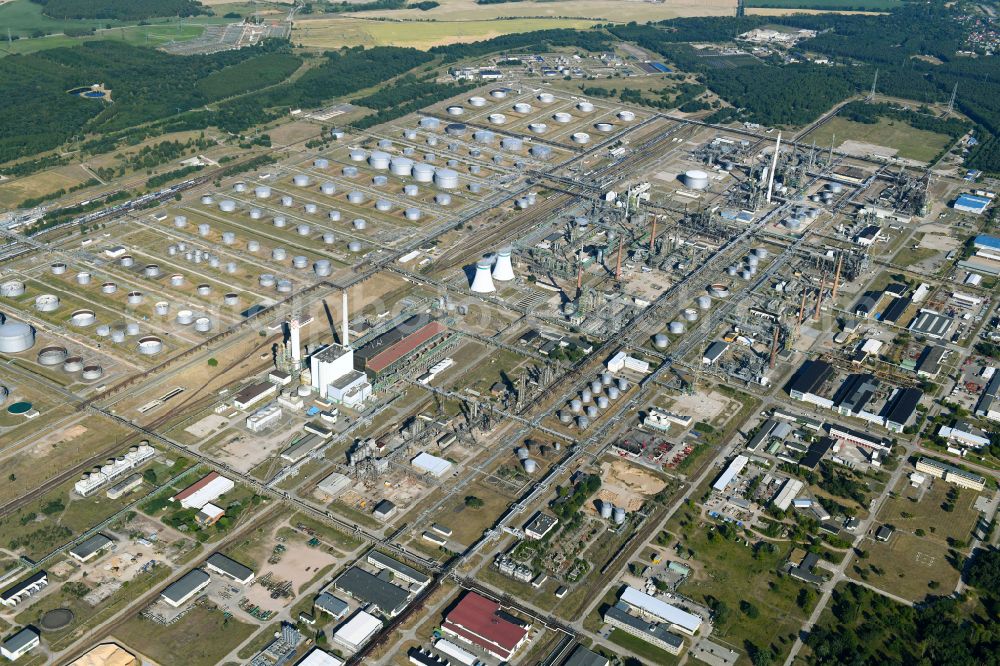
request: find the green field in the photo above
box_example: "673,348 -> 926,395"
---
609,628 -> 681,665
0,22 -> 208,56
115,606 -> 257,666
0,0 -> 114,37
805,116 -> 952,163
745,0 -> 900,9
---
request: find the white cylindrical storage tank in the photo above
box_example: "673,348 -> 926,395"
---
513,102 -> 532,114
347,191 -> 365,204
155,301 -> 169,315
618,110 -> 635,121
434,168 -> 459,189
196,284 -> 211,296
118,255 -> 132,267
222,231 -> 236,245
254,186 -> 271,199
273,216 -> 287,229
368,151 -> 390,170
613,507 -> 626,525
601,372 -> 613,386
276,279 -> 293,293
233,182 -> 247,193
328,210 -> 342,223
515,447 -> 529,460
590,380 -> 603,395
569,399 -> 583,413
413,163 -> 434,183
404,184 -> 419,196
488,113 -> 506,125
553,112 -> 572,123
469,95 -> 486,107
669,321 -> 686,334
419,116 -> 440,129
571,132 -> 590,144
490,88 -> 508,99
37,346 -> 67,366
600,501 -> 613,519
501,137 -> 523,151
559,411 -> 573,425
348,241 -> 363,252
320,181 -> 336,195
76,272 -> 91,285
247,239 -> 261,252
537,92 -> 555,104
304,203 -> 317,214
377,139 -> 392,150
445,123 -> 466,137
523,459 -> 538,474
446,105 -> 464,116
0,280 -> 25,297
70,309 -> 96,327
581,388 -> 592,403
95,324 -> 110,337
51,263 -> 67,275
225,262 -> 237,274
223,293 -> 239,306
596,395 -> 609,409
353,218 -> 367,230
390,156 -> 414,177
34,294 -> 59,312
297,223 -> 311,236
343,166 -> 358,178
137,336 -> 163,355
292,255 -> 309,269
727,265 -> 738,277
198,223 -> 211,237
127,291 -> 144,305
176,309 -> 195,325
81,365 -> 103,381
754,247 -> 769,259
281,195 -> 293,207
654,333 -> 669,349
405,207 -> 421,221
200,195 -> 213,205
272,247 -> 287,261
530,145 -> 551,159
607,386 -> 621,400
683,308 -> 698,322
349,149 -> 366,162
65,356 -> 85,372
595,122 -> 614,133
323,232 -> 336,245
577,101 -> 594,113
169,274 -> 184,287
684,169 -> 710,190
586,405 -> 599,419
219,199 -> 237,212
435,193 -> 452,205
617,377 -> 629,391
468,182 -> 481,194
577,415 -> 590,429
314,260 -> 332,277
194,317 -> 212,332
528,123 -> 547,135
313,158 -> 329,169
375,199 -> 392,212
473,130 -> 494,144
125,322 -> 140,336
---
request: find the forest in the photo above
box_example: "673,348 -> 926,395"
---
805,547 -> 1000,665
30,0 -> 207,20
429,28 -> 611,61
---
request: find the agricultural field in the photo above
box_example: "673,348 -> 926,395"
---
292,16 -> 598,50
352,0 -> 736,22
745,0 -> 899,9
804,116 -> 952,163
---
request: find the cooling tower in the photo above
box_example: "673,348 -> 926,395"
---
492,247 -> 515,282
470,260 -> 495,293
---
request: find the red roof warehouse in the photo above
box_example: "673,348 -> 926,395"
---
441,592 -> 530,661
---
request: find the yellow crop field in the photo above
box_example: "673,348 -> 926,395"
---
293,16 -> 599,50
349,0 -> 736,22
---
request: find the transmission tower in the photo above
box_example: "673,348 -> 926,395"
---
947,83 -> 958,114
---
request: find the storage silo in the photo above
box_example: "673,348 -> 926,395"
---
613,507 -> 626,525
523,459 -> 538,474
600,501 -> 613,519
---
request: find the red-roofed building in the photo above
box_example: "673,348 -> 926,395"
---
170,471 -> 236,509
441,592 -> 530,661
358,320 -> 448,376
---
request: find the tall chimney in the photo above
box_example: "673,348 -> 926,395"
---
769,325 -> 779,369
766,132 -> 781,204
342,289 -> 350,348
649,216 -> 657,256
289,318 -> 301,362
832,254 -> 843,300
615,238 -> 624,280
796,289 -> 807,333
814,276 -> 825,321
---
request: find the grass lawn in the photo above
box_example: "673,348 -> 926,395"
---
292,16 -> 598,50
435,478 -> 514,546
879,476 -> 981,544
805,116 -> 951,163
893,246 -> 939,267
850,531 -> 960,601
609,628 -> 681,665
350,0 -> 736,22
115,605 -> 257,666
666,521 -> 811,662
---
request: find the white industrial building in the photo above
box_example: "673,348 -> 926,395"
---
296,648 -> 345,666
171,471 -> 235,509
333,610 -> 382,652
74,442 -> 156,496
435,639 -> 478,665
772,478 -> 804,511
246,403 -> 282,432
619,586 -> 702,635
606,350 -> 649,374
712,455 -> 749,492
316,472 -> 351,499
309,292 -> 372,407
411,452 -> 453,477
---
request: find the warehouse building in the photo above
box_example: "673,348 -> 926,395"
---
314,592 -> 350,620
441,592 -> 530,661
205,553 -> 255,584
160,569 -> 210,608
332,610 -> 382,652
69,533 -> 113,563
618,586 -> 702,635
295,648 -> 344,666
316,472 -> 351,499
355,314 -> 449,377
975,373 -> 1000,422
0,572 -> 48,608
171,471 -> 235,510
827,424 -> 891,452
954,193 -> 991,214
411,451 -> 453,477
232,381 -> 278,410
333,567 -> 410,617
524,512 -> 559,539
882,387 -> 922,433
366,551 -> 430,590
712,455 -> 749,492
908,309 -> 952,339
1,626 -> 39,661
603,603 -> 684,655
788,360 -> 834,407
939,421 -> 991,450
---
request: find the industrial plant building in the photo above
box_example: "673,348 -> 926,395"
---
603,603 -> 684,655
171,471 -> 235,510
333,567 -> 410,617
618,586 -> 702,635
332,610 -> 382,652
1,626 -> 39,661
0,572 -> 48,608
160,569 -> 210,608
915,457 -> 986,491
441,592 -> 530,661
69,534 -> 113,563
354,314 -> 449,377
205,553 -> 255,584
